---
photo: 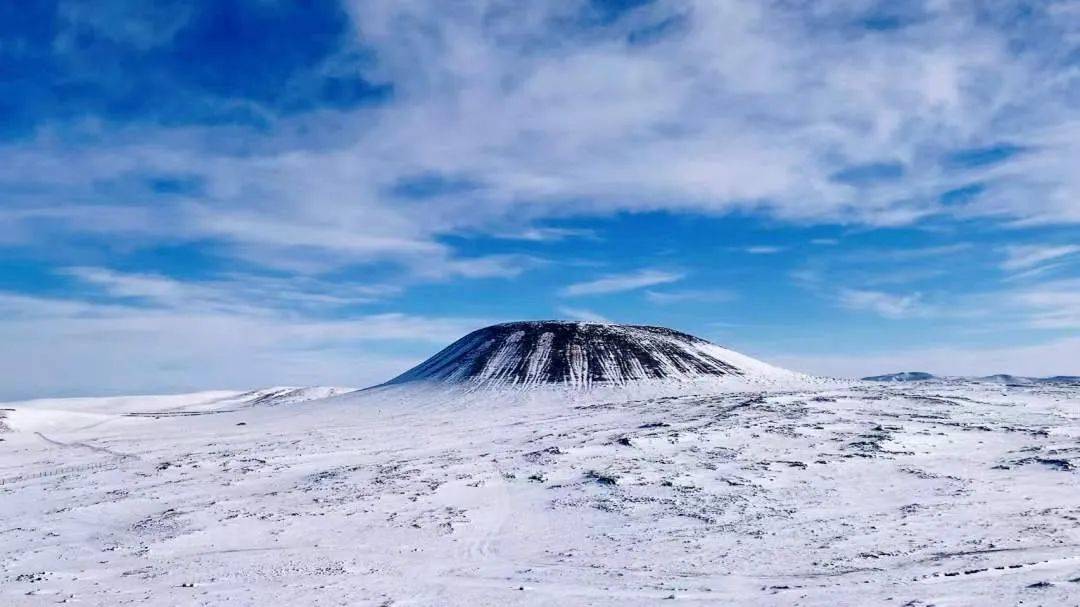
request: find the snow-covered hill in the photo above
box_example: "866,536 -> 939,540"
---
976,374 -> 1080,386
0,387 -> 356,433
382,320 -> 802,389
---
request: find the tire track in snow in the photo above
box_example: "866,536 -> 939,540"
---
34,431 -> 138,460
0,432 -> 139,485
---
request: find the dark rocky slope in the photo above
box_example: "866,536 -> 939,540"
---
383,321 -> 794,388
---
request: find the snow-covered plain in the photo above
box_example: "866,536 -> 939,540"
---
2,378 -> 1079,606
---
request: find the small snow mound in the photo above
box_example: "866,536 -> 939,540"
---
234,386 -> 357,407
863,371 -> 937,382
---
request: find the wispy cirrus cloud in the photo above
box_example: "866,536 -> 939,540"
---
555,306 -> 613,324
645,289 -> 735,305
838,289 -> 927,319
859,244 -> 974,263
493,227 -> 599,242
1012,279 -> 1080,329
0,289 -> 485,400
744,246 -> 787,255
1001,245 -> 1080,272
560,269 -> 684,297
61,266 -> 400,313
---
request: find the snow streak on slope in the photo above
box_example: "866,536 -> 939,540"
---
384,321 -> 798,389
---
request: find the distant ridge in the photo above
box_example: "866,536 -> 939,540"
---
863,372 -> 1080,385
381,321 -> 798,389
977,374 -> 1080,386
863,371 -> 936,382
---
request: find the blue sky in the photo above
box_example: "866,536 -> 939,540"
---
2,0 -> 1078,398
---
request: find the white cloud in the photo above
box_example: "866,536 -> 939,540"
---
61,266 -> 399,312
856,244 -> 974,262
560,269 -> 684,297
555,306 -> 613,324
413,255 -> 544,280
744,246 -> 786,255
66,266 -> 206,303
0,292 -> 484,400
494,227 -> 598,242
3,0 -> 1078,279
645,289 -> 735,305
838,288 -> 926,319
1001,245 -> 1080,271
1012,279 -> 1080,329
